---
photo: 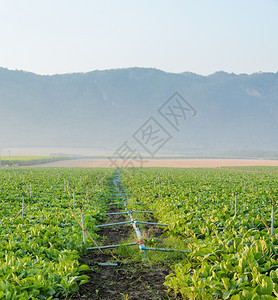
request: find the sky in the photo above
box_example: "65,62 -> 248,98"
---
0,0 -> 278,75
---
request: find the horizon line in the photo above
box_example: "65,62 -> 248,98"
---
0,66 -> 277,77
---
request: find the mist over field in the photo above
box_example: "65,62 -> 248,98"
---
0,67 -> 277,158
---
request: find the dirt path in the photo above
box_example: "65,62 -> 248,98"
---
71,207 -> 173,299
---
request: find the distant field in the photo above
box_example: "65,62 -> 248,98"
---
0,155 -> 74,167
31,158 -> 278,168
1,155 -> 53,161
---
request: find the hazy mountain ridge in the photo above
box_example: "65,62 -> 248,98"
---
0,67 -> 277,157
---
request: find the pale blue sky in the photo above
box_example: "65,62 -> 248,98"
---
0,0 -> 277,75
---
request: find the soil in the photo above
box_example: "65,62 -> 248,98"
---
33,158 -> 278,168
97,208 -> 132,246
70,207 -> 175,300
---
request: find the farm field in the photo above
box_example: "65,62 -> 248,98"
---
0,156 -> 75,167
1,156 -> 54,161
1,166 -> 278,299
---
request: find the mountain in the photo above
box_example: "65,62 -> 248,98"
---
0,67 -> 277,158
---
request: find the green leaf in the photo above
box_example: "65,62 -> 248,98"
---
260,296 -> 276,300
60,279 -> 69,289
80,279 -> 89,285
222,277 -> 231,291
46,287 -> 56,295
223,290 -> 232,299
79,264 -> 90,271
251,293 -> 261,300
30,290 -> 40,297
78,274 -> 89,281
231,295 -> 241,300
5,291 -> 12,300
70,285 -> 79,292
257,277 -> 274,295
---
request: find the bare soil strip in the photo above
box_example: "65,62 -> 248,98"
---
71,207 -> 173,300
33,158 -> 278,168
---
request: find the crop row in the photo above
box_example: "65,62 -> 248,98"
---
0,168 -> 114,299
120,167 -> 278,299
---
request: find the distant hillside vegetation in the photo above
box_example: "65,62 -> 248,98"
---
0,67 -> 277,158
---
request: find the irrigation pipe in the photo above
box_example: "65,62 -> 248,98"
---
105,202 -> 147,206
87,242 -> 137,250
128,207 -> 146,254
105,171 -> 185,254
70,209 -> 103,253
96,220 -> 168,228
134,221 -> 169,226
141,246 -> 189,253
97,263 -> 118,266
105,211 -> 155,215
114,173 -> 146,254
96,221 -> 133,227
